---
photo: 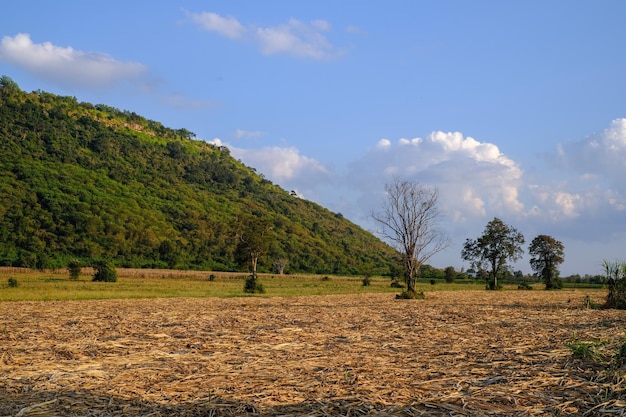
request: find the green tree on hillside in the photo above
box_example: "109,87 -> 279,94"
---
528,235 -> 564,290
372,178 -> 448,299
462,218 -> 525,290
234,215 -> 273,278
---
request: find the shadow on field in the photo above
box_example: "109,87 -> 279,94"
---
0,389 -> 477,417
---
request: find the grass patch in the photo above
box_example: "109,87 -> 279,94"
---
0,268 -> 495,301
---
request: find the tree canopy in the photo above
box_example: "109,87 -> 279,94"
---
461,218 -> 525,290
528,235 -> 564,290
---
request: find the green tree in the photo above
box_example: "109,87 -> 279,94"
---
444,266 -> 456,283
461,218 -> 525,290
0,75 -> 20,92
528,235 -> 564,290
234,215 -> 273,278
372,178 -> 448,298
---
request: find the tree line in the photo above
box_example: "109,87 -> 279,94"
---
373,177 -> 624,308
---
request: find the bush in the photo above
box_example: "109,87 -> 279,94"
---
396,290 -> 425,300
390,279 -> 404,288
321,276 -> 331,281
92,261 -> 117,282
67,259 -> 81,280
518,282 -> 533,290
208,274 -> 216,281
7,277 -> 18,288
361,276 -> 371,286
243,275 -> 265,294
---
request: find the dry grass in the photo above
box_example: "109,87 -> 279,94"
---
1,290 -> 625,416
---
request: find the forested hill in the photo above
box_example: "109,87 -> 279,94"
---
0,76 -> 398,274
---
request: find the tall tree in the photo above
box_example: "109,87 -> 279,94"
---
528,235 -> 564,290
372,178 -> 448,298
461,218 -> 525,290
234,215 -> 273,278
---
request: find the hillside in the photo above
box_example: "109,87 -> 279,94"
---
0,76 -> 399,275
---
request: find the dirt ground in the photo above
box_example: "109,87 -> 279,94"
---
1,290 -> 625,416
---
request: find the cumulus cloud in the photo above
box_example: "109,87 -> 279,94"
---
524,118 -> 626,239
0,33 -> 146,89
555,118 -> 626,188
205,139 -> 331,200
348,131 -> 525,224
188,11 -> 340,59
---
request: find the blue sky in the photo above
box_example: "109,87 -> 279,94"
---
2,1 -> 626,276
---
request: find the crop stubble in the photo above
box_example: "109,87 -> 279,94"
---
0,290 -> 624,416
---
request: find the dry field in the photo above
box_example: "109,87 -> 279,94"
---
1,290 -> 625,416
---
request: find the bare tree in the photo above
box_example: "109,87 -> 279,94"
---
372,178 -> 448,298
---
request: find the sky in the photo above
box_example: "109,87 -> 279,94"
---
2,1 -> 626,276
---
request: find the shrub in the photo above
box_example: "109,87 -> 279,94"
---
321,276 -> 331,281
361,276 -> 371,287
430,279 -> 436,285
396,290 -> 425,300
7,277 -> 18,288
67,259 -> 81,280
208,274 -> 216,281
518,282 -> 533,290
567,334 -> 604,362
243,275 -> 265,294
92,261 -> 117,282
390,279 -> 404,288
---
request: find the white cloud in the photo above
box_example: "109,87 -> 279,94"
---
555,118 -> 626,187
346,131 -> 525,224
189,12 -> 340,59
234,129 -> 265,140
189,12 -> 245,39
232,145 -> 329,183
0,33 -> 146,89
163,92 -> 220,109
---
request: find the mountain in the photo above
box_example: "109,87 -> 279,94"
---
0,76 -> 399,275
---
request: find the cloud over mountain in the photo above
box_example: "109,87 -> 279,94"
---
0,33 -> 146,89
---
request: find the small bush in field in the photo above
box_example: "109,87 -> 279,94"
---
396,290 -> 425,300
390,279 -> 404,288
361,276 -> 371,286
321,276 -> 331,281
243,275 -> 265,294
7,277 -> 18,288
92,261 -> 117,282
67,259 -> 81,280
518,282 -> 533,290
208,274 -> 216,281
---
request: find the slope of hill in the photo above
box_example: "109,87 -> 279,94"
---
0,76 -> 398,275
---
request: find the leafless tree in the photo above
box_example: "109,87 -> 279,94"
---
372,177 -> 449,298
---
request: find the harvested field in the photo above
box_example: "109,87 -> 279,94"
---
1,290 -> 625,416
